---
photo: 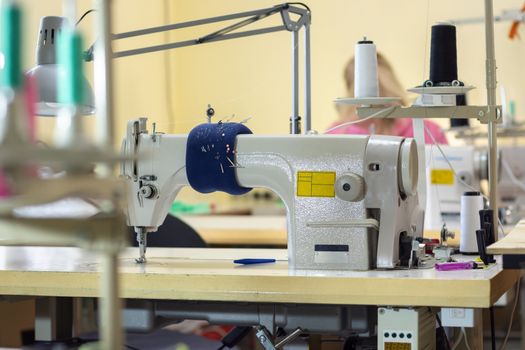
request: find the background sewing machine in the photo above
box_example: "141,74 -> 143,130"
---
424,145 -> 488,231
498,145 -> 525,224
425,144 -> 525,230
121,118 -> 423,271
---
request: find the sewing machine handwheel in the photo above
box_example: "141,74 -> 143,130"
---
399,139 -> 418,197
335,173 -> 365,202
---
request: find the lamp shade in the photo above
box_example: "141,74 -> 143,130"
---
25,16 -> 94,116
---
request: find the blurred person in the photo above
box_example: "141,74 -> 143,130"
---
327,53 -> 448,144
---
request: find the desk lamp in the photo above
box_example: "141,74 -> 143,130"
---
26,16 -> 94,116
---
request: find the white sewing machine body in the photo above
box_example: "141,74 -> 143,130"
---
424,145 -> 487,230
122,119 -> 422,270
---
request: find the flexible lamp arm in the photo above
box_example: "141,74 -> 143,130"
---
85,3 -> 311,134
108,3 -> 310,58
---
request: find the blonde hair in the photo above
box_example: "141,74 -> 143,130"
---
338,52 -> 408,122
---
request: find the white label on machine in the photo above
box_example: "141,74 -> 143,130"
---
314,244 -> 349,264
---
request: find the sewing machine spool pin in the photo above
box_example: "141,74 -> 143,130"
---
206,104 -> 215,123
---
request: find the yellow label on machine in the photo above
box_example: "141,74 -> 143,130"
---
431,169 -> 454,185
297,171 -> 335,197
385,343 -> 411,350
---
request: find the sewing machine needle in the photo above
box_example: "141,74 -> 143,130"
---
135,229 -> 148,264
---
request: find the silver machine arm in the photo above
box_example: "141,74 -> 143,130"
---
121,118 -> 423,270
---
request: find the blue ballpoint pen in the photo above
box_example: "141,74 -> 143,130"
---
233,258 -> 276,265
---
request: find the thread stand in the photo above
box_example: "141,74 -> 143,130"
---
334,96 -> 401,106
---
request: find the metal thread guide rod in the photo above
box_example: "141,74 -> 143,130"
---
484,0 -> 500,241
291,29 -> 300,134
303,25 -> 312,133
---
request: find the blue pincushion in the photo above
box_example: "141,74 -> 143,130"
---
186,122 -> 253,195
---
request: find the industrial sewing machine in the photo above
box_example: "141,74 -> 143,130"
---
121,118 -> 424,270
424,145 -> 488,230
424,144 -> 525,229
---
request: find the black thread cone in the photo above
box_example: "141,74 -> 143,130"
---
450,94 -> 470,128
429,24 -> 458,84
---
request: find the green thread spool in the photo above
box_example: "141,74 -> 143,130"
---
0,2 -> 22,89
58,29 -> 85,106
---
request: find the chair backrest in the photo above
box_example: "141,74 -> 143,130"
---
129,214 -> 207,248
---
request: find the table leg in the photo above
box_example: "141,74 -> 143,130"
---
308,334 -> 322,350
515,277 -> 525,349
464,309 -> 483,349
35,297 -> 73,341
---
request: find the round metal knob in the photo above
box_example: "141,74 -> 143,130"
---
139,184 -> 158,199
335,173 -> 365,202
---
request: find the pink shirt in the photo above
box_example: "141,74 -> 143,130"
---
326,118 -> 448,144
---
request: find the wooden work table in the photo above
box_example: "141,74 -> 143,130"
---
488,219 -> 525,255
0,246 -> 519,308
488,219 -> 525,270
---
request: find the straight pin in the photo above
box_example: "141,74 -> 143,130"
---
226,156 -> 243,168
226,156 -> 236,167
240,116 -> 252,124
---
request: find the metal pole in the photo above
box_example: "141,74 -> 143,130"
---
484,0 -> 499,240
94,0 -> 115,150
93,1 -> 122,349
303,25 -> 311,133
63,0 -> 76,27
99,252 -> 122,350
291,30 -> 300,134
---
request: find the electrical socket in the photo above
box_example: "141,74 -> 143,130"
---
440,308 -> 475,328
